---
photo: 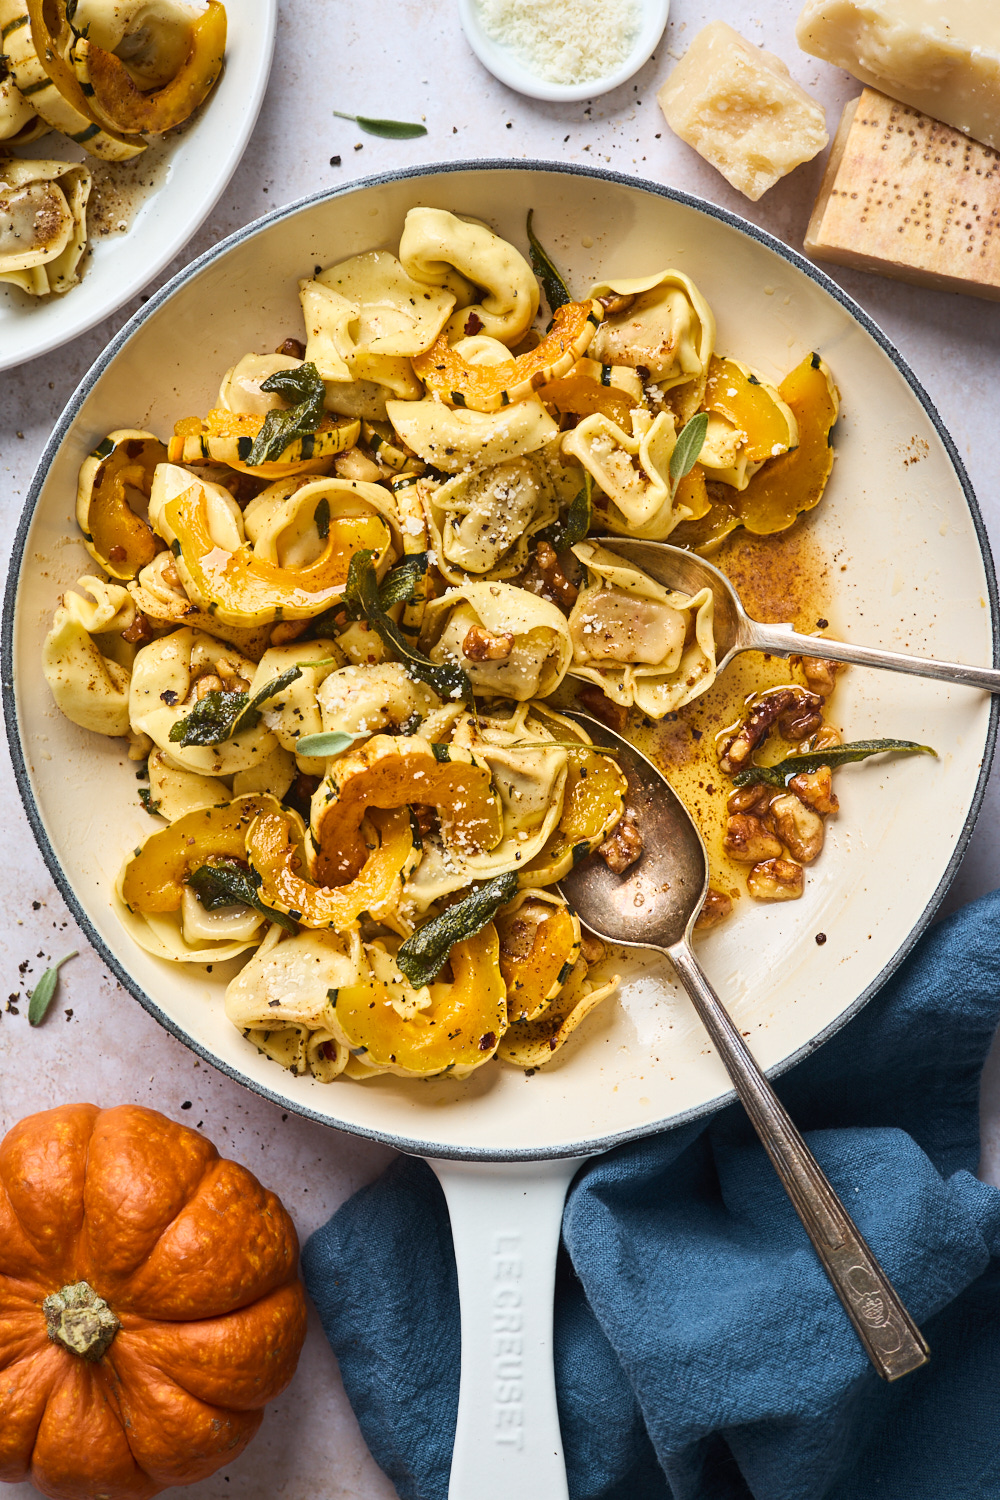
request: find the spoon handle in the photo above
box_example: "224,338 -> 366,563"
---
667,938 -> 930,1381
747,621 -> 1000,693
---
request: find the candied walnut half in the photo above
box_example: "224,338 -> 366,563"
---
723,814 -> 783,864
789,766 -> 839,817
122,610 -> 155,646
800,655 -> 841,697
747,858 -> 804,901
535,540 -> 579,610
695,887 -> 733,930
270,618 -> 311,647
462,625 -> 515,661
599,809 -> 643,874
726,782 -> 773,817
579,931 -> 606,965
275,337 -> 306,359
597,291 -> 637,317
768,793 -> 825,864
576,683 -> 629,734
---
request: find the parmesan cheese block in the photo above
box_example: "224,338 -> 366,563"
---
658,21 -> 829,201
797,1 -> 1000,151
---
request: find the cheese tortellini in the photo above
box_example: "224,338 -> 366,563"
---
0,159 -> 91,296
423,581 -> 573,701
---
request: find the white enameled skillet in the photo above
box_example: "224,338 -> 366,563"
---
5,163 -> 996,1499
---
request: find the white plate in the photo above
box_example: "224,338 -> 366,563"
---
0,0 -> 276,373
5,163 -> 997,1160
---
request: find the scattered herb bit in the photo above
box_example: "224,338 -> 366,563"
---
28,952 -> 77,1027
397,872 -> 519,986
539,473 -> 592,552
187,859 -> 298,933
526,209 -> 571,313
295,731 -> 364,758
138,787 -> 161,815
247,362 -> 326,466
344,550 -> 474,708
169,667 -> 302,747
330,154 -> 342,166
333,111 -> 427,139
669,412 -> 709,500
732,738 -> 937,790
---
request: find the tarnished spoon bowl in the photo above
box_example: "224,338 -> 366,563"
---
559,711 -> 929,1382
593,538 -> 1000,692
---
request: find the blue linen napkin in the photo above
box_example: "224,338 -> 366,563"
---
303,890 -> 1000,1500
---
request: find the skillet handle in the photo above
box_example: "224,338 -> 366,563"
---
427,1156 -> 586,1500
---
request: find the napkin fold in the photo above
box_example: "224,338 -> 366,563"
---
303,890 -> 1000,1500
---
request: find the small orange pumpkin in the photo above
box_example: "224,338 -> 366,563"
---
0,1103 -> 307,1498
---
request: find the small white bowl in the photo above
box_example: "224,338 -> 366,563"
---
458,0 -> 670,102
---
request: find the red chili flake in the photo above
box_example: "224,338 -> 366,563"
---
464,311 -> 485,336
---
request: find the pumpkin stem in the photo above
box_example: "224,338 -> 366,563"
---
43,1282 -> 120,1361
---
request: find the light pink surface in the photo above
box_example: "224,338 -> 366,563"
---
2,0 -> 1000,1495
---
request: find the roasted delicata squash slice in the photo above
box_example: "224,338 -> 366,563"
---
150,466 -> 398,627
76,430 -> 167,578
0,0 -> 145,159
412,300 -> 603,413
518,708 -> 626,887
589,268 -> 715,390
386,395 -> 557,474
496,889 -> 581,1024
423,580 -> 573,702
537,357 -> 645,429
248,804 -> 416,930
334,928 -> 508,1078
310,733 -> 503,887
120,792 -> 285,915
0,158 -> 91,295
498,960 -> 620,1069
567,541 -> 717,718
731,354 -> 839,534
0,71 -> 47,142
167,407 -> 360,477
127,551 -> 271,658
562,409 -> 686,540
698,356 -> 798,491
68,0 -> 226,136
400,206 -> 539,346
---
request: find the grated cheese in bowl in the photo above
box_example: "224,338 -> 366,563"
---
476,0 -> 641,86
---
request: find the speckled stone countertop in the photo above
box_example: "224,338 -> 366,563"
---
2,0 -> 1000,1494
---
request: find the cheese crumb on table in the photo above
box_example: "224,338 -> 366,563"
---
797,0 -> 1000,152
475,0 -> 640,87
657,20 -> 829,202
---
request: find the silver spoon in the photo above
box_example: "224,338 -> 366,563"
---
589,537 -> 1000,691
558,711 -> 930,1382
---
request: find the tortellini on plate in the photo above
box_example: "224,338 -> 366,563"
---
562,409 -> 687,540
568,541 -> 717,717
399,206 -> 539,346
386,395 -> 558,474
423,580 -> 573,701
41,576 -> 135,736
0,159 -> 91,296
589,268 -> 715,393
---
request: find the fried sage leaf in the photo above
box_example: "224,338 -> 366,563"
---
732,738 -> 937,789
396,871 -> 519,986
28,951 -> 78,1027
539,473 -> 592,553
187,858 -> 298,933
527,209 -> 571,313
343,549 -> 474,708
169,667 -> 303,747
333,111 -> 427,139
247,361 -> 327,466
376,552 -> 429,610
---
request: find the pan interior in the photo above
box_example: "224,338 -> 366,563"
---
9,165 -> 995,1159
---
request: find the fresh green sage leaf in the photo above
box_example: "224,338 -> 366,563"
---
28,951 -> 78,1027
295,731 -> 363,758
334,110 -> 427,139
669,412 -> 709,500
527,209 -> 571,313
539,473 -> 592,553
187,859 -> 298,933
343,550 -> 475,708
732,738 -> 937,790
314,496 -> 330,539
247,361 -> 326,466
169,666 -> 303,748
396,872 -> 519,987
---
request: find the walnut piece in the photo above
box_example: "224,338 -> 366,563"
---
579,931 -> 606,965
462,625 -> 515,661
535,540 -> 579,609
597,291 -> 637,317
575,683 -> 629,734
747,858 -> 804,901
768,793 -> 825,863
801,655 -> 841,697
121,611 -> 154,646
275,337 -> 306,359
598,810 -> 643,874
726,782 -> 773,816
270,619 -> 311,647
789,765 -> 839,816
723,813 -> 783,864
695,887 -> 733,930
194,674 -> 224,700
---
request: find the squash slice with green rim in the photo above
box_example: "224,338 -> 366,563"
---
311,734 -> 503,887
519,744 -> 626,887
335,927 -> 507,1076
76,430 -> 167,580
0,0 -> 145,159
498,962 -> 619,1068
120,793 -> 285,916
247,805 -> 414,929
732,354 -> 839,535
496,890 -> 581,1023
159,480 -> 394,627
167,409 -> 361,478
412,301 -> 603,413
69,0 -> 226,137
703,357 -> 797,464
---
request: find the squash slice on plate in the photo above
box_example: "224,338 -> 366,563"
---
120,793 -> 285,915
76,430 -> 166,579
167,409 -> 360,478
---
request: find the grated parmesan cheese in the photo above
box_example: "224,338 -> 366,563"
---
476,0 -> 641,86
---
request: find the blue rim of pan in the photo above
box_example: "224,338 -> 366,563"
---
4,158 -> 997,1162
